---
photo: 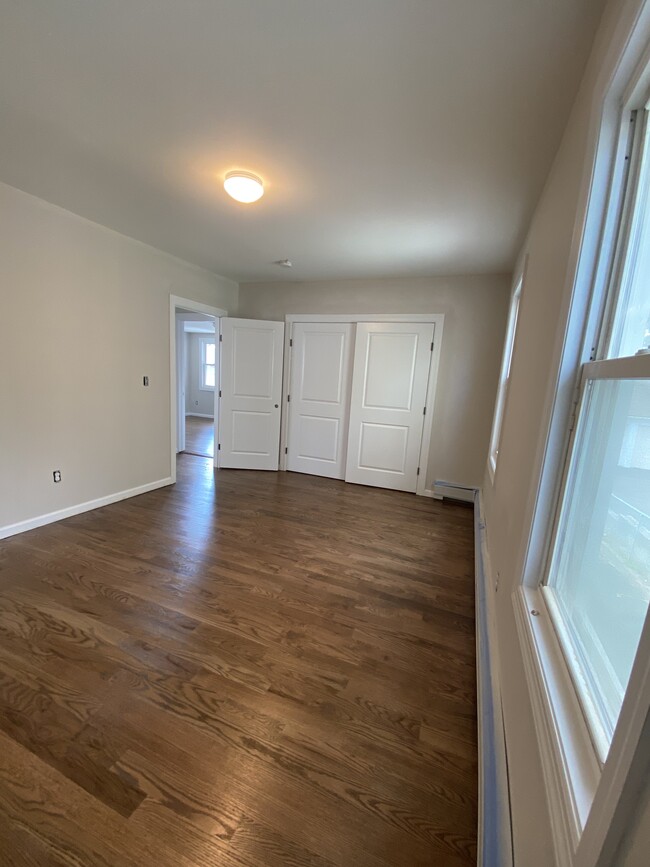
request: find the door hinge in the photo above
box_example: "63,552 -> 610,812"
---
219,334 -> 223,342
289,338 -> 293,347
287,394 -> 291,402
417,467 -> 420,476
430,341 -> 434,351
218,443 -> 221,451
285,447 -> 288,454
218,389 -> 222,397
423,406 -> 426,416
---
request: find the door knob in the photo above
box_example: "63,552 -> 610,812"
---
274,404 -> 279,408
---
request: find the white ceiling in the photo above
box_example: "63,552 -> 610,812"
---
0,1 -> 605,283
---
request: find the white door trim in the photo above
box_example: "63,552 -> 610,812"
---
280,313 -> 445,496
169,295 -> 228,482
286,313 -> 444,323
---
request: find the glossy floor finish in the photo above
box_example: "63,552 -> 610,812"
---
0,456 -> 477,866
183,415 -> 214,458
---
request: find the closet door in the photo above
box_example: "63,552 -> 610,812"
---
287,322 -> 354,479
345,322 -> 435,492
219,318 -> 284,470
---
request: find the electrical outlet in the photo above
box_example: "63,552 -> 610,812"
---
495,571 -> 500,592
53,470 -> 62,483
195,400 -> 199,406
143,376 -> 149,386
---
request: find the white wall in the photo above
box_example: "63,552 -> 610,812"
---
185,332 -> 216,416
0,181 -> 237,533
239,275 -> 510,492
481,0 -> 650,863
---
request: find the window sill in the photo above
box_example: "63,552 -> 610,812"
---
512,586 -> 601,865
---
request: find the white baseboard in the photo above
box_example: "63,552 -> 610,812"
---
475,492 -> 513,867
0,477 -> 173,540
185,412 -> 214,419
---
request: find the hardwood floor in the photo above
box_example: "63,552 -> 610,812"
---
0,455 -> 477,866
183,415 -> 214,458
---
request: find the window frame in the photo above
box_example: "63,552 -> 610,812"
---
199,336 -> 217,391
488,269 -> 524,483
511,10 -> 650,866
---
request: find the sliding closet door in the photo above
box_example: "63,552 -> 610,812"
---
287,322 -> 354,479
345,322 -> 435,492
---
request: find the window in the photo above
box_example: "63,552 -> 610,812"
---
488,274 -> 522,478
200,337 -> 216,390
544,108 -> 650,762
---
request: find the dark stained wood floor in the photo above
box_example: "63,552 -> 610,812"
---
183,415 -> 214,458
0,455 -> 477,866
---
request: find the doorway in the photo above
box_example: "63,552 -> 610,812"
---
169,295 -> 227,482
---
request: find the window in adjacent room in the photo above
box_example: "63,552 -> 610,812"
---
488,274 -> 523,479
200,337 -> 216,390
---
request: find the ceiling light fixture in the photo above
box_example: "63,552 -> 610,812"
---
224,170 -> 264,203
275,259 -> 293,268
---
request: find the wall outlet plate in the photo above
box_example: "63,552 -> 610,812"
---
53,470 -> 61,483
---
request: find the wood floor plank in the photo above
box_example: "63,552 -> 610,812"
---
0,455 -> 477,865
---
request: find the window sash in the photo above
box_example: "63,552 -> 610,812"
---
582,352 -> 650,382
542,350 -> 650,760
601,109 -> 650,360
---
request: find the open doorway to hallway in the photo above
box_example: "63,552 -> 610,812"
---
170,295 -> 227,481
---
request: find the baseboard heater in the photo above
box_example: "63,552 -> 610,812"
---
474,493 -> 514,867
433,479 -> 477,503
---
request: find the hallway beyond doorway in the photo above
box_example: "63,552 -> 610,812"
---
183,415 -> 214,458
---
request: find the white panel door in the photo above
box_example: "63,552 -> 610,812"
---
219,318 -> 284,470
345,322 -> 434,492
287,322 -> 354,479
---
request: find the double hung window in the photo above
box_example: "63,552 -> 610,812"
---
544,108 -> 650,761
200,338 -> 216,390
489,276 -> 522,478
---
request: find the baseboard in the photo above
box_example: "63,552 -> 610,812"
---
475,492 -> 514,867
0,477 -> 174,540
185,413 -> 214,419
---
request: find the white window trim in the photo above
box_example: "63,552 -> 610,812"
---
199,335 -> 217,392
488,267 -> 525,483
509,3 -> 650,865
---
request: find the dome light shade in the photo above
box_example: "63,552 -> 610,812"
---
224,171 -> 264,203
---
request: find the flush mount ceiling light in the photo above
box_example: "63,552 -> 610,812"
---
224,170 -> 264,203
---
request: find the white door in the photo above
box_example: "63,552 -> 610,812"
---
287,322 -> 354,479
345,322 -> 434,492
219,318 -> 284,470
